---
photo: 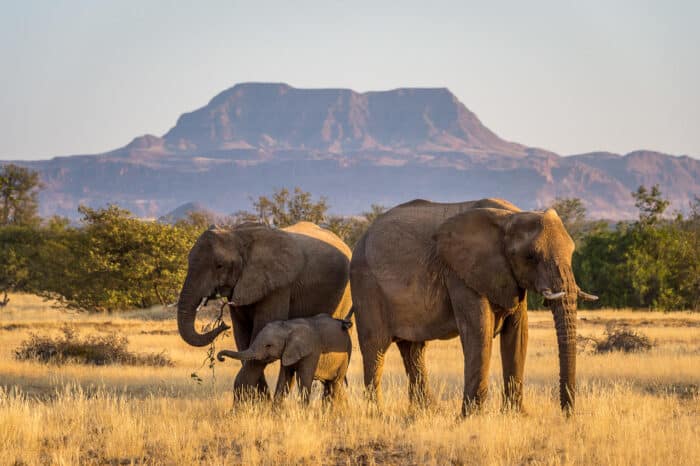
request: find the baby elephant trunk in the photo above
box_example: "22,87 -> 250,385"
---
217,349 -> 256,362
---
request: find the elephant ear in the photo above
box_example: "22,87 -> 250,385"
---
281,325 -> 314,366
232,227 -> 304,306
435,208 -> 522,312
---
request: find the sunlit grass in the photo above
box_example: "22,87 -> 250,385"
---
1,293 -> 698,465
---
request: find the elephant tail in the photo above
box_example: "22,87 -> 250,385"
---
341,307 -> 354,330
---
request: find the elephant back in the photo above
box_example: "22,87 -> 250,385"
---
283,222 -> 353,320
282,221 -> 352,259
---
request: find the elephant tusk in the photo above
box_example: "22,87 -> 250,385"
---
542,290 -> 566,300
577,289 -> 599,301
196,297 -> 208,311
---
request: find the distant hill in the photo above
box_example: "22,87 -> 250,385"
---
5,82 -> 699,219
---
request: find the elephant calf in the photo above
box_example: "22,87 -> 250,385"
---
217,313 -> 353,404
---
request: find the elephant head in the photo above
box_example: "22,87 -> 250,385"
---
436,208 -> 597,411
217,321 -> 314,366
177,224 -> 303,347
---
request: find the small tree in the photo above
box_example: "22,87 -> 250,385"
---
362,204 -> 386,224
686,196 -> 700,232
633,185 -> 670,227
40,205 -> 199,312
0,164 -> 42,226
622,185 -> 696,310
551,198 -> 587,238
249,187 -> 329,227
326,204 -> 386,248
0,226 -> 42,292
550,197 -> 608,245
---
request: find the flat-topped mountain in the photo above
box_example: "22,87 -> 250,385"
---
5,83 -> 699,219
163,83 -> 528,156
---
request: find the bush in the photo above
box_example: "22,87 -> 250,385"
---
577,326 -> 654,354
595,327 -> 654,353
14,326 -> 173,366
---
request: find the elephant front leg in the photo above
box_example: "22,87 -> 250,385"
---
229,305 -> 268,400
243,288 -> 293,399
325,359 -> 349,406
233,361 -> 269,400
295,354 -> 320,405
500,307 -> 528,412
273,366 -> 295,404
448,276 -> 495,416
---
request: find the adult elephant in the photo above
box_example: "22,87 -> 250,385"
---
350,198 -> 597,414
177,221 -> 352,396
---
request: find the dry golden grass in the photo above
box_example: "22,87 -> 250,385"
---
1,293 -> 699,465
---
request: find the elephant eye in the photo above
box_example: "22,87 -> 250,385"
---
215,264 -> 224,270
265,344 -> 272,349
526,252 -> 538,264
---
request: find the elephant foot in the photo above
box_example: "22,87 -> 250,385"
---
363,396 -> 385,417
409,391 -> 435,410
461,397 -> 486,417
232,384 -> 271,404
501,402 -> 528,416
271,398 -> 286,414
501,393 -> 525,414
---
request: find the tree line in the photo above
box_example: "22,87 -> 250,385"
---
1,163 -> 698,312
567,187 -> 700,311
0,167 -> 383,311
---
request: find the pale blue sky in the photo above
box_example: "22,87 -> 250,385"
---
1,0 -> 698,160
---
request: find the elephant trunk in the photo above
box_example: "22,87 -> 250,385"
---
217,349 -> 256,362
177,275 -> 229,347
547,265 -> 578,413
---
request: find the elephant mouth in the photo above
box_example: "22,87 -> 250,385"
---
203,286 -> 235,306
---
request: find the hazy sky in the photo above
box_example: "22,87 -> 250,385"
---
1,0 -> 698,160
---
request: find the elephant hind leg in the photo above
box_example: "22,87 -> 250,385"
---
396,340 -> 433,407
351,256 -> 392,407
322,381 -> 333,400
360,337 -> 391,406
325,380 -> 348,406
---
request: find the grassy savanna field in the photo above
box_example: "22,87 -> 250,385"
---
1,294 -> 699,465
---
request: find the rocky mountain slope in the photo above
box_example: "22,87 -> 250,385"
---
7,83 -> 700,219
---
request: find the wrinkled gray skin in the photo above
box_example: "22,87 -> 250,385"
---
217,314 -> 352,404
350,198 -> 597,415
177,222 -> 351,397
